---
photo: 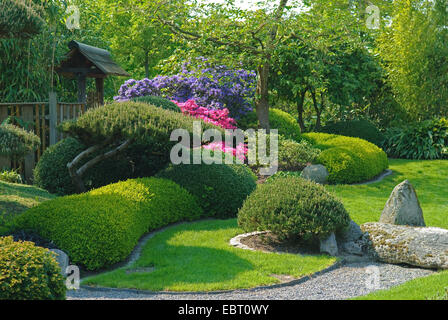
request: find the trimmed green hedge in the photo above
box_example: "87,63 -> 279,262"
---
36,102 -> 223,195
34,138 -> 136,195
278,138 -> 321,171
237,108 -> 301,141
132,95 -> 180,112
238,177 -> 350,242
15,178 -> 203,270
60,101 -> 222,146
157,163 -> 257,218
0,236 -> 65,300
321,119 -> 384,147
303,133 -> 388,184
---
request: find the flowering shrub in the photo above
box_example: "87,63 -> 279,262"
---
202,141 -> 248,162
114,59 -> 256,118
174,99 -> 237,130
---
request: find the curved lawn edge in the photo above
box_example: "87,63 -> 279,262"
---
350,169 -> 393,185
80,219 -> 338,293
79,260 -> 343,296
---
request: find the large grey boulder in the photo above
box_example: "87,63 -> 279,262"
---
50,249 -> 69,276
301,164 -> 329,184
320,233 -> 338,256
380,180 -> 425,226
361,222 -> 448,270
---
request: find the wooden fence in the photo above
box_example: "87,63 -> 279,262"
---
0,92 -> 86,182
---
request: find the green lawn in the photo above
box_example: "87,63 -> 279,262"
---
331,159 -> 448,300
2,159 -> 446,297
83,219 -> 337,292
329,159 -> 448,229
0,180 -> 55,234
354,271 -> 448,300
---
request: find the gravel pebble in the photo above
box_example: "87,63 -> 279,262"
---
67,261 -> 434,300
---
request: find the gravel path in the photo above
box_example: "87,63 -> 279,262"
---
67,261 -> 434,300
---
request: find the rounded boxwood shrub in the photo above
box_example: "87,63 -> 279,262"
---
0,236 -> 65,300
132,95 -> 180,113
278,138 -> 321,171
238,177 -> 350,242
237,108 -> 301,141
15,177 -> 203,270
34,138 -> 132,195
157,163 -> 257,218
321,119 -> 384,147
0,124 -> 40,161
303,132 -> 389,184
34,138 -> 85,195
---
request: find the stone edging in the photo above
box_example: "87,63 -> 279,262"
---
229,231 -> 269,251
79,260 -> 343,296
352,169 -> 393,185
79,230 -> 342,296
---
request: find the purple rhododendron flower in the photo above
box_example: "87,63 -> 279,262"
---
114,58 -> 256,118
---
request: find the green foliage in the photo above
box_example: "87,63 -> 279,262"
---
0,124 -> 40,161
61,101 -> 222,146
304,132 -> 389,184
157,163 -> 257,218
83,219 -> 336,292
238,108 -> 301,141
0,0 -> 45,39
382,118 -> 448,160
35,133 -> 176,195
15,178 -> 203,270
34,138 -> 84,195
321,119 -> 385,147
377,0 -> 448,120
0,236 -> 65,300
132,95 -> 180,112
238,176 -> 350,242
0,169 -> 22,184
278,138 -> 321,171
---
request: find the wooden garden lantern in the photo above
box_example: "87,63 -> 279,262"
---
56,41 -> 130,105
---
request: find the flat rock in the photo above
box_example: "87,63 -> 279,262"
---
361,222 -> 448,270
301,164 -> 329,184
379,180 -> 425,226
320,233 -> 338,256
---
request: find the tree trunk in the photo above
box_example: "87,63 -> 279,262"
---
310,89 -> 322,131
67,139 -> 132,193
297,89 -> 307,132
255,63 -> 270,130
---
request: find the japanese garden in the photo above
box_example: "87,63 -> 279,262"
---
0,0 -> 447,301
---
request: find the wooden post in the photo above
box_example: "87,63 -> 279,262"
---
77,73 -> 87,104
95,77 -> 104,106
49,92 -> 57,146
21,105 -> 34,182
0,106 -> 10,169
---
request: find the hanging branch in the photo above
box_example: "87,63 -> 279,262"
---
67,138 -> 133,193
